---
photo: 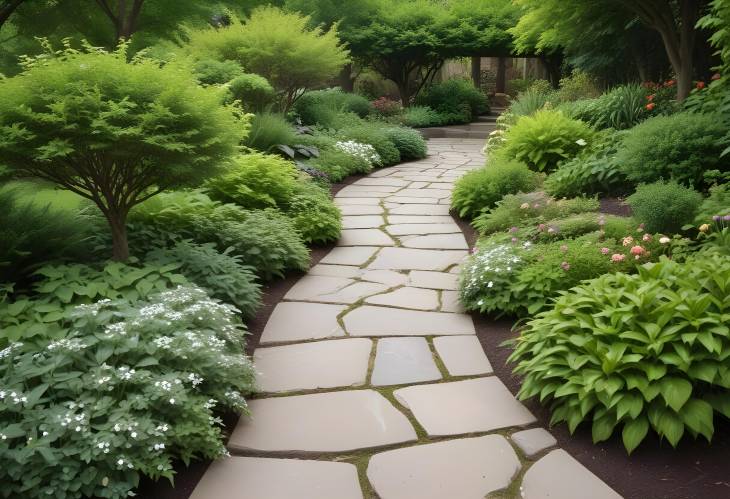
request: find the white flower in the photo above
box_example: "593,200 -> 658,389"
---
169,398 -> 175,405
575,138 -> 587,146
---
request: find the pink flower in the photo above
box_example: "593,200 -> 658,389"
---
470,247 -> 479,255
622,236 -> 634,247
509,227 -> 519,233
611,254 -> 626,263
561,261 -> 570,271
511,237 -> 518,243
636,223 -> 645,233
560,245 -> 568,252
601,247 -> 610,255
537,224 -> 546,232
642,233 -> 652,242
630,245 -> 645,256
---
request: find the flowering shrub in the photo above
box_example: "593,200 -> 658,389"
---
472,191 -> 599,235
500,110 -> 594,173
383,127 -> 428,161
0,286 -> 256,498
452,159 -> 542,219
510,252 -> 730,453
641,80 -> 681,116
371,97 -> 403,117
308,148 -> 373,182
335,140 -> 382,166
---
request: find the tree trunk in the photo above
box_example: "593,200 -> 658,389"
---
338,65 -> 355,92
470,56 -> 481,88
495,57 -> 507,93
107,211 -> 130,261
396,80 -> 411,108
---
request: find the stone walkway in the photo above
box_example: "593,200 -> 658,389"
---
191,138 -> 623,499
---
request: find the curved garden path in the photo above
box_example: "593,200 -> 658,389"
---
191,138 -> 623,499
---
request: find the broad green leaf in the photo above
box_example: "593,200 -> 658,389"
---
622,416 -> 649,454
659,377 -> 692,412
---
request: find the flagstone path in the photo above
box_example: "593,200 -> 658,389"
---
191,138 -> 623,499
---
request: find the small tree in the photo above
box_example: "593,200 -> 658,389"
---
0,44 -> 247,260
185,6 -> 350,111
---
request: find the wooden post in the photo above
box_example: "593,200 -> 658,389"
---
470,56 -> 481,88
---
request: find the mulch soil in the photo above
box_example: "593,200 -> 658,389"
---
455,203 -> 730,499
135,173 -> 369,499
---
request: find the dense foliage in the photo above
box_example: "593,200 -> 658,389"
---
415,78 -> 489,124
627,181 -> 703,234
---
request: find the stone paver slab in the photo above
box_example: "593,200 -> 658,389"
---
339,204 -> 384,215
335,197 -> 381,205
228,390 -> 417,453
342,215 -> 385,229
344,306 -> 475,336
387,215 -> 455,224
191,457 -> 362,499
353,177 -> 410,187
367,436 -> 520,499
371,337 -> 441,386
521,450 -> 622,499
440,290 -> 465,313
365,287 -> 439,311
408,270 -> 459,290
254,339 -> 372,392
308,264 -> 362,279
338,184 -> 401,194
386,223 -> 461,235
260,302 -> 346,344
388,204 -> 451,216
340,229 -> 394,246
360,270 -> 409,287
432,336 -> 492,376
368,248 -> 466,271
286,276 -> 388,304
510,428 -> 557,458
396,188 -> 451,199
386,196 -> 439,204
321,246 -> 379,266
394,377 -> 536,436
401,234 -> 468,250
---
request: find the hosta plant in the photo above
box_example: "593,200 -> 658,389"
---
0,286 -> 256,498
510,253 -> 730,453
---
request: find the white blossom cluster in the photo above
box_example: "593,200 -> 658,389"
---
335,140 -> 382,166
461,243 -> 524,302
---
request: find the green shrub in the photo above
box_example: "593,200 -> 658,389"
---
308,148 -> 373,182
616,112 -> 728,190
473,192 -> 599,235
501,110 -> 594,172
403,105 -> 445,127
145,241 -> 261,319
334,118 -> 401,166
627,181 -> 703,234
193,58 -> 244,85
0,190 -> 92,283
544,130 -> 631,198
507,90 -> 553,120
288,182 -> 342,244
452,160 -> 541,219
243,113 -> 298,152
294,88 -> 372,126
555,70 -> 601,102
0,261 -> 189,345
510,253 -> 730,453
383,127 -> 427,161
205,153 -> 299,210
0,285 -> 255,498
416,78 -> 489,124
0,44 -> 246,261
695,184 -> 730,224
228,73 -> 276,111
130,191 -> 309,280
592,84 -> 649,130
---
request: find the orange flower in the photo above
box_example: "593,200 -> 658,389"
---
665,79 -> 676,87
647,94 -> 655,102
696,81 -> 706,90
645,102 -> 656,111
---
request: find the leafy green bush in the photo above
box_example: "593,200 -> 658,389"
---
333,118 -> 401,166
452,160 -> 541,219
510,253 -> 730,453
0,190 -> 92,283
544,130 -> 631,198
473,191 -> 599,235
695,184 -> 730,224
308,148 -> 373,182
145,241 -> 261,319
591,84 -> 649,130
501,110 -> 594,172
628,181 -> 703,234
0,261 -> 188,345
243,113 -> 298,152
403,105 -> 445,128
288,182 -> 342,244
507,90 -> 553,120
383,127 -> 427,161
193,58 -> 244,85
555,70 -> 601,102
416,78 -> 489,124
0,285 -> 255,498
228,73 -> 276,111
205,153 -> 299,210
616,112 -> 728,190
130,191 -> 309,280
294,88 -> 372,126
0,44 -> 246,261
